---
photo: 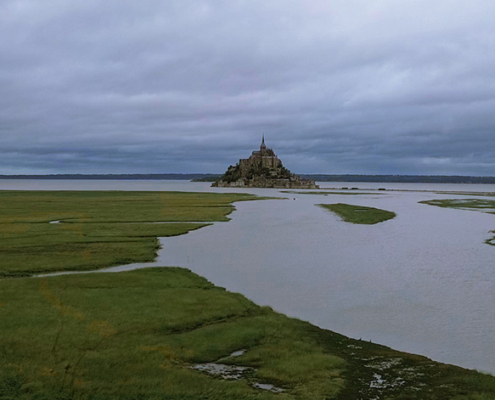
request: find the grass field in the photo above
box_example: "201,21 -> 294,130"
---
319,203 -> 396,225
2,268 -> 495,400
0,191 -> 258,277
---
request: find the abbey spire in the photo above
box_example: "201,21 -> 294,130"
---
212,137 -> 318,189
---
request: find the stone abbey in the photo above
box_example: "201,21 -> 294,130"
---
212,137 -> 319,189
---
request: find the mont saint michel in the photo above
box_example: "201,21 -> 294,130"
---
212,137 -> 319,189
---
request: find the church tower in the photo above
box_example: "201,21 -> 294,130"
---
260,135 -> 266,152
212,136 -> 318,189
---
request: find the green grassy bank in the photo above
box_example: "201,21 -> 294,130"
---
0,191 -> 258,277
2,268 -> 495,400
319,203 -> 396,225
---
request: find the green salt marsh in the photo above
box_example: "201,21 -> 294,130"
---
1,190 -> 495,399
319,203 -> 396,225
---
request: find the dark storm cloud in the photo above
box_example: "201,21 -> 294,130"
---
1,0 -> 495,174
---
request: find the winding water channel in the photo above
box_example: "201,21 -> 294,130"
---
4,180 -> 495,374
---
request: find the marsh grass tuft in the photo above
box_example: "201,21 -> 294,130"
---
318,203 -> 396,224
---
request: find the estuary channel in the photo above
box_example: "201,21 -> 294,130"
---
5,180 -> 495,374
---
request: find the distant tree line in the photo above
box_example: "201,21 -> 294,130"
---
0,174 -> 219,181
299,175 -> 495,183
2,173 -> 495,184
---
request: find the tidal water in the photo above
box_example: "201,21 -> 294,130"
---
4,180 -> 495,373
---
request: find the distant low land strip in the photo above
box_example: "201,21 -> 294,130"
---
319,203 -> 397,225
0,173 -> 220,180
420,199 -> 495,213
2,173 -> 495,184
282,191 -> 383,196
302,174 -> 495,184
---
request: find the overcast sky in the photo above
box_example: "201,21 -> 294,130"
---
2,0 -> 495,175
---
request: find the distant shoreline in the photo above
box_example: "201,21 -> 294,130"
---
1,173 -> 495,184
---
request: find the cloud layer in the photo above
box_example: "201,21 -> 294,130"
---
2,0 -> 495,174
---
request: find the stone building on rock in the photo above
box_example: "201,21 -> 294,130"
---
212,137 -> 319,189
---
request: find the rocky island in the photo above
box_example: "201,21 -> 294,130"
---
212,137 -> 319,189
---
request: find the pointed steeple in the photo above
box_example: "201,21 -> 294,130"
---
260,134 -> 266,150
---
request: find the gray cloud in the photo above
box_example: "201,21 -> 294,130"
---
1,0 -> 495,174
